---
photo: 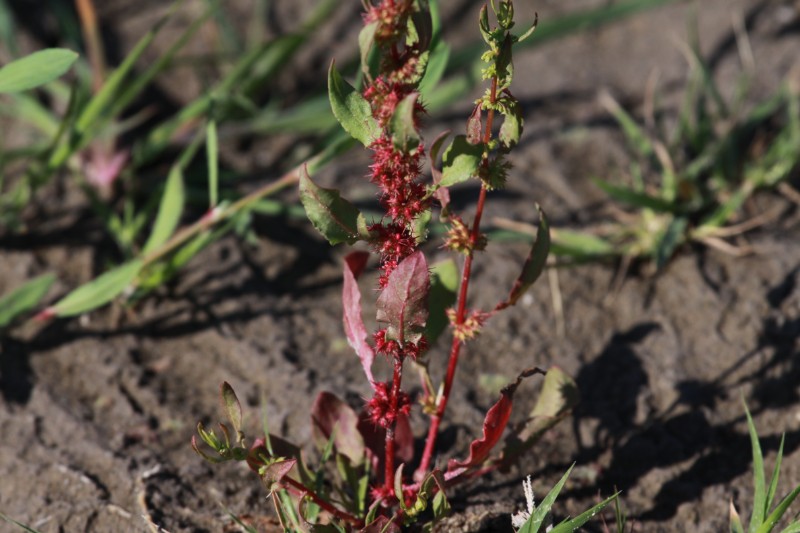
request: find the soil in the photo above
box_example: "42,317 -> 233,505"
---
2,1 -> 800,532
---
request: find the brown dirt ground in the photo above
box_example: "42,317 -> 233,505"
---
2,1 -> 800,532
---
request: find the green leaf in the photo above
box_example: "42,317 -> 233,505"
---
424,259 -> 458,345
0,274 -> 55,329
550,229 -> 615,259
49,260 -> 143,317
328,61 -> 380,146
594,178 -> 676,213
549,493 -> 617,533
220,382 -> 242,434
0,49 -> 78,93
499,97 -> 523,151
519,465 -> 575,533
418,40 -> 450,99
746,404 -> 766,533
758,485 -> 800,533
505,204 -> 550,307
654,216 -> 687,269
299,166 -> 365,245
394,464 -> 410,512
358,21 -> 378,76
141,166 -> 185,255
207,118 -> 219,208
390,92 -> 421,151
440,135 -> 483,187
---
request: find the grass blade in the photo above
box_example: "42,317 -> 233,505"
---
0,274 -> 55,328
141,166 -> 185,255
745,404 -> 767,533
520,464 -> 575,533
48,259 -> 143,317
549,493 -> 618,533
206,118 -> 219,209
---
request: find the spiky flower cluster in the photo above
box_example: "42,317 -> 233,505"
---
362,0 -> 430,401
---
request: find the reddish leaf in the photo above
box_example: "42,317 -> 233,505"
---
343,252 -> 376,386
376,251 -> 430,344
311,391 -> 365,465
447,368 -> 545,475
466,104 -> 483,144
429,131 -> 451,211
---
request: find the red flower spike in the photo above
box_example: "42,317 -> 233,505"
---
367,381 -> 411,429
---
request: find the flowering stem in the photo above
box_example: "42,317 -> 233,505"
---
281,476 -> 364,528
416,76 -> 499,478
385,357 -> 405,493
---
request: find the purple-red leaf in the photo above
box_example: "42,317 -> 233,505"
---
311,391 -> 365,465
447,368 -> 545,475
376,251 -> 430,344
429,131 -> 451,211
466,104 -> 483,144
343,252 -> 376,386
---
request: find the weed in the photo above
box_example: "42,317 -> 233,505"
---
194,1 -> 614,530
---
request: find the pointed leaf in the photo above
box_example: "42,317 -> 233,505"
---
328,60 -> 380,146
220,382 -> 242,434
311,391 -> 365,465
0,273 -> 55,329
48,260 -> 143,317
141,166 -> 185,254
746,404 -> 766,532
439,135 -> 483,188
503,204 -> 550,308
390,92 -> 421,151
300,166 -> 364,245
394,464 -> 409,512
758,485 -> 800,533
548,492 -> 617,533
0,48 -> 78,93
519,465 -> 575,533
343,252 -> 376,386
376,251 -> 430,344
358,21 -> 378,76
466,105 -> 482,144
448,368 -> 541,473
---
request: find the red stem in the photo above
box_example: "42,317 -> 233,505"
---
416,76 -> 499,479
385,357 -> 405,493
281,477 -> 364,527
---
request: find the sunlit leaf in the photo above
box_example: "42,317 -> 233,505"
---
439,135 -> 483,188
299,166 -> 365,245
48,260 -> 142,317
328,60 -> 380,146
376,251 -> 430,344
141,166 -> 185,255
